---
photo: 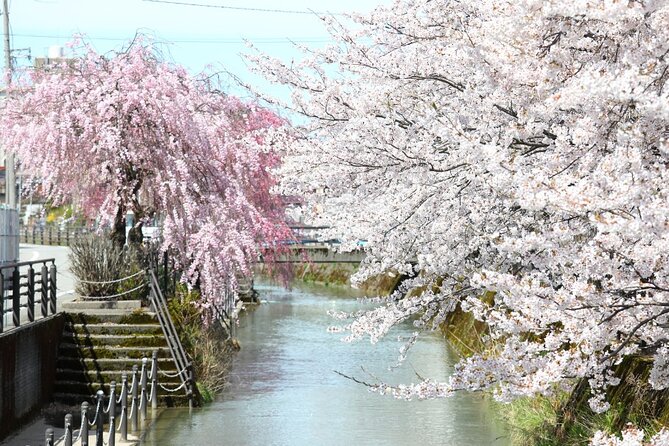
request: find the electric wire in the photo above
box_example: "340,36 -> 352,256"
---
10,32 -> 332,45
141,0 -> 345,16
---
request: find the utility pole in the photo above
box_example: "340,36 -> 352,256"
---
2,0 -> 15,209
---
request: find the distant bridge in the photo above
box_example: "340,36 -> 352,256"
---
267,225 -> 367,264
266,243 -> 366,264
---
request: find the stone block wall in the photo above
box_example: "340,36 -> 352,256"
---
0,314 -> 65,440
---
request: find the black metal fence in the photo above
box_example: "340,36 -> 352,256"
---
0,258 -> 57,333
20,226 -> 90,246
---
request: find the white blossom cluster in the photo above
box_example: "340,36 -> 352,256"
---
590,427 -> 669,446
250,0 -> 669,415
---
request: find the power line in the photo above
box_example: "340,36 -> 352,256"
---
141,0 -> 345,15
11,32 -> 333,45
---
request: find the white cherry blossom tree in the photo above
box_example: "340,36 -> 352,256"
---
249,0 -> 669,412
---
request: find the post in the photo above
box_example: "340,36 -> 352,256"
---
48,226 -> 52,245
0,270 -> 4,333
12,267 -> 19,327
151,350 -> 158,410
3,0 -> 16,210
64,413 -> 73,446
81,402 -> 89,446
120,373 -> 128,441
163,251 -> 168,295
57,227 -> 61,245
40,264 -> 48,317
49,263 -> 57,314
27,265 -> 34,322
96,390 -> 104,446
130,364 -> 138,432
108,381 -> 116,446
44,428 -> 54,446
188,368 -> 194,410
140,357 -> 148,421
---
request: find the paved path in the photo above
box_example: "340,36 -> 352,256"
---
0,414 -> 140,446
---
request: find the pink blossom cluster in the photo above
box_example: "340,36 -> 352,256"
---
0,40 -> 293,306
249,0 -> 669,417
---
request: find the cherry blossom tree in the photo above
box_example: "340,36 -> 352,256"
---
249,0 -> 669,413
0,39 -> 293,305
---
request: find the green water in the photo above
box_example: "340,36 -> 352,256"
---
141,280 -> 508,446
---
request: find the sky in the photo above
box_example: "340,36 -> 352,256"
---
5,0 -> 388,101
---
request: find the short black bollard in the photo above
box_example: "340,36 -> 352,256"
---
120,373 -> 128,441
131,365 -> 139,432
96,390 -> 104,446
151,350 -> 158,410
188,368 -> 195,411
64,413 -> 73,446
108,380 -> 117,446
140,357 -> 148,421
45,427 -> 54,446
81,402 -> 89,446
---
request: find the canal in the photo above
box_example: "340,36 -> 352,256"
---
141,280 -> 508,446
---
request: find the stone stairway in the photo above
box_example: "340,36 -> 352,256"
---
53,300 -> 190,407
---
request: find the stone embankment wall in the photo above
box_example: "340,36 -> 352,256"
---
0,314 -> 65,440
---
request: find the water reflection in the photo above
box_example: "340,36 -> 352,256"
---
141,280 -> 508,446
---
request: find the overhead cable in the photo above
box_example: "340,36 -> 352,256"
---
141,0 -> 345,15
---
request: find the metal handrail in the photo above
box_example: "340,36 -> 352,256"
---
0,258 -> 57,333
147,268 -> 193,404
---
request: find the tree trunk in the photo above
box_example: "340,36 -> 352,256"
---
110,205 -> 127,249
127,220 -> 144,246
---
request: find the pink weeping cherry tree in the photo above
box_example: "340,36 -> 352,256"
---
0,38 -> 294,306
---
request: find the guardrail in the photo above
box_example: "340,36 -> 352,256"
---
43,352 -> 165,446
147,268 -> 194,408
0,258 -> 57,333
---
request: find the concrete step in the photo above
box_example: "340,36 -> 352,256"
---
53,391 -> 191,408
55,368 -> 181,384
65,310 -> 158,324
62,300 -> 143,310
61,332 -> 168,348
55,380 -> 186,395
56,364 -> 179,383
57,357 -> 177,372
58,344 -> 172,360
67,323 -> 163,336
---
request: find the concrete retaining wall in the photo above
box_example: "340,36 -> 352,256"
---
0,314 -> 65,440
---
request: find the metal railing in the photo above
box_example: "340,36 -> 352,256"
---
0,258 -> 57,333
44,352 -> 163,446
147,268 -> 194,407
